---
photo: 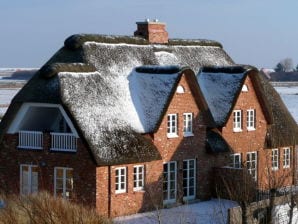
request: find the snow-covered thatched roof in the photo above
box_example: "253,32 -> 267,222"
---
0,34 -> 234,165
198,66 -> 298,148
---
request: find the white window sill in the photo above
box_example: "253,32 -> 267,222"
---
247,127 -> 256,131
283,165 -> 290,169
183,132 -> 194,137
272,167 -> 279,171
167,133 -> 178,138
115,190 -> 126,194
133,188 -> 145,192
233,128 -> 242,133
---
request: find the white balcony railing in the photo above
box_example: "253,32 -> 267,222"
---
18,130 -> 43,150
50,132 -> 77,152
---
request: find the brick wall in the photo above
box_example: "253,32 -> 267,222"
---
0,133 -> 97,207
222,75 -> 294,189
134,22 -> 168,44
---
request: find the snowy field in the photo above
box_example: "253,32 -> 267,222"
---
275,86 -> 298,123
114,199 -> 238,224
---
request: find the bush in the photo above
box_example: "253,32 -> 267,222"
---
0,192 -> 111,224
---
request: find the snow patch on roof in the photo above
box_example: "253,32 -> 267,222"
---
154,51 -> 179,65
198,72 -> 246,125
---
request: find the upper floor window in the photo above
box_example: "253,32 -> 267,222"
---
247,109 -> 256,130
54,167 -> 73,199
20,164 -> 38,195
176,85 -> 185,94
133,165 -> 144,191
242,84 -> 248,92
115,167 -> 126,194
272,149 -> 279,171
230,153 -> 241,168
167,114 -> 178,138
183,113 -> 193,136
283,148 -> 291,169
233,110 -> 242,132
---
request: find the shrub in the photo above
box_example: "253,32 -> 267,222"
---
0,192 -> 111,224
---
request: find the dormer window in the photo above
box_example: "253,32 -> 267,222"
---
167,114 -> 178,138
242,84 -> 248,92
183,113 -> 193,137
233,110 -> 242,132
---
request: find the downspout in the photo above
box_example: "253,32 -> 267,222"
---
108,165 -> 111,218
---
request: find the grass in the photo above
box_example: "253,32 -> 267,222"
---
0,192 -> 111,224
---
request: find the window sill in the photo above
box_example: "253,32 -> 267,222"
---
247,127 -> 256,131
283,166 -> 290,169
167,133 -> 178,138
115,190 -> 126,194
233,128 -> 242,133
183,132 -> 194,137
133,188 -> 145,192
272,167 -> 279,171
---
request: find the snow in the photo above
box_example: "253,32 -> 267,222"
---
114,199 -> 238,224
275,86 -> 298,123
0,88 -> 20,105
198,72 -> 245,125
154,51 -> 180,65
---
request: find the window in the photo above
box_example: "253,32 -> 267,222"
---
183,113 -> 193,136
233,110 -> 242,132
176,85 -> 185,93
54,167 -> 73,199
20,165 -> 38,195
283,148 -> 291,169
272,149 -> 279,171
247,109 -> 255,130
115,167 -> 126,194
163,161 -> 177,204
167,114 -> 177,137
183,159 -> 196,200
133,165 -> 144,191
242,84 -> 248,92
247,152 -> 257,181
230,153 -> 241,168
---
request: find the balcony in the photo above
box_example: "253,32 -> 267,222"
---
18,130 -> 43,150
18,131 -> 77,152
50,132 -> 77,152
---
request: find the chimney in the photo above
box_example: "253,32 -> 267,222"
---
134,19 -> 168,44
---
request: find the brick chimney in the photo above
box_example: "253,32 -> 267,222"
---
134,19 -> 168,44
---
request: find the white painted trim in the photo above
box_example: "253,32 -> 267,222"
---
7,103 -> 78,137
115,167 -> 127,194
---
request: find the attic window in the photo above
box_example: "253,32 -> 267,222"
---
241,84 -> 248,92
176,85 -> 185,94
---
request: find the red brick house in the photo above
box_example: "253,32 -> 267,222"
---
198,66 -> 298,192
0,21 -> 297,218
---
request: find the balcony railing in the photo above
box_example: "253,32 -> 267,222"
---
18,130 -> 43,150
50,132 -> 77,152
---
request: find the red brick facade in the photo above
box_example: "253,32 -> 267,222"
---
0,72 -> 295,218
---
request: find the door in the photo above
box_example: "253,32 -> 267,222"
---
183,159 -> 196,201
163,161 -> 177,204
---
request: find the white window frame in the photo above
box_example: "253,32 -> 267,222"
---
247,152 -> 257,181
183,159 -> 196,201
183,113 -> 193,137
167,114 -> 178,138
163,161 -> 177,204
247,109 -> 256,131
230,153 -> 241,168
54,167 -> 73,199
115,167 -> 126,194
233,110 -> 242,132
20,164 -> 38,195
283,147 -> 291,169
272,148 -> 279,171
133,165 -> 144,191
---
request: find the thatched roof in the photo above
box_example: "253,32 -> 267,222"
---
198,65 -> 298,148
206,129 -> 231,153
0,34 -> 234,165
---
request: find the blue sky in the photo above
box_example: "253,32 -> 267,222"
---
1,0 -> 298,68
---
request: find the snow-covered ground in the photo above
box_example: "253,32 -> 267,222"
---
275,86 -> 298,123
114,199 -> 238,224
